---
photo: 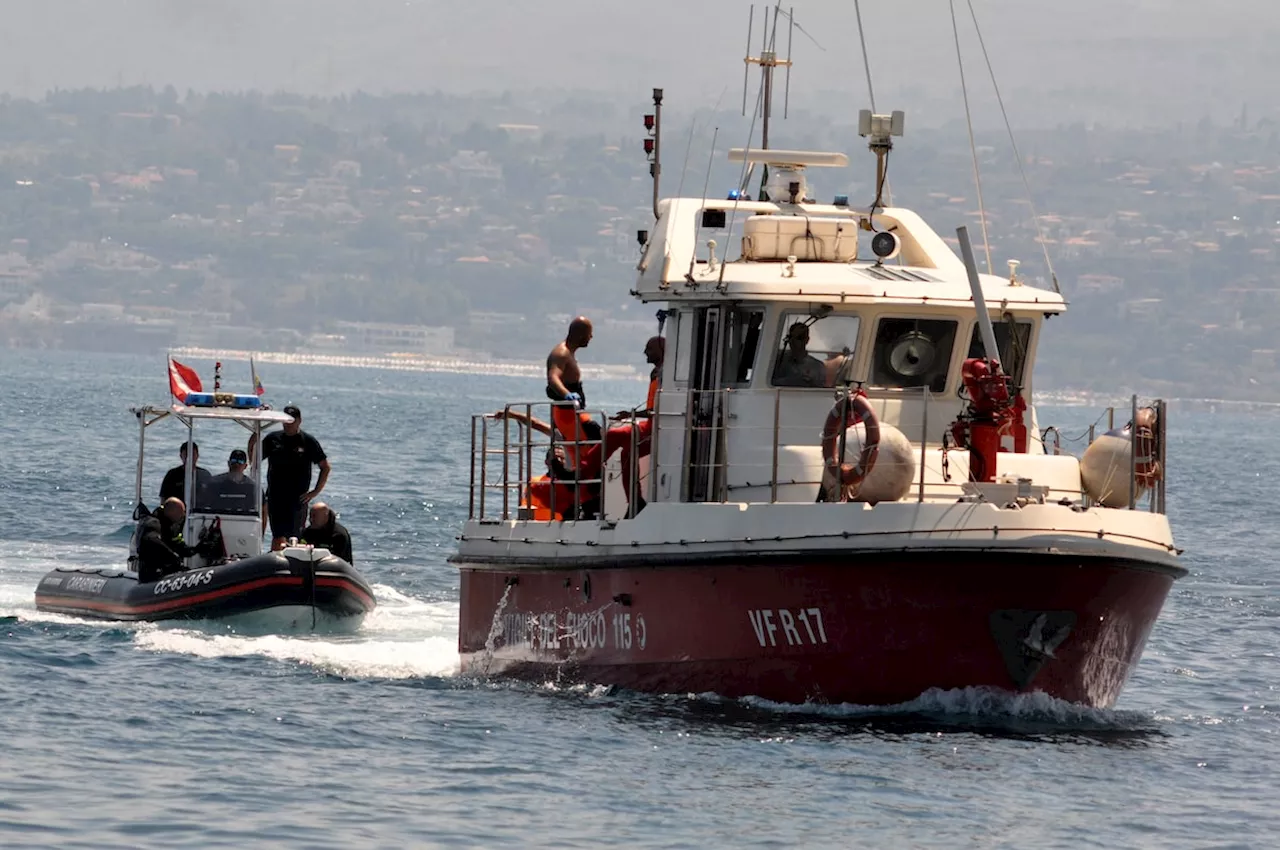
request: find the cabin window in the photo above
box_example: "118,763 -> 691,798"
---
724,308 -> 765,385
965,317 -> 1033,388
869,317 -> 958,393
770,311 -> 860,388
672,310 -> 694,384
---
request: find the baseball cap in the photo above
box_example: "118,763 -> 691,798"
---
228,449 -> 248,464
283,405 -> 301,418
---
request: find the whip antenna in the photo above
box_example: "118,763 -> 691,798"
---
741,6 -> 754,117
951,0 -> 993,274
784,6 -> 794,119
966,0 -> 1061,293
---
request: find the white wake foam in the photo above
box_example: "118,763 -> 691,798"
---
0,541 -> 123,624
735,685 -> 1137,725
131,583 -> 461,680
4,546 -> 463,679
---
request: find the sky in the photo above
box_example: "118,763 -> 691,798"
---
0,1 -> 1274,127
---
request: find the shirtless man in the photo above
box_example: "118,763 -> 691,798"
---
546,316 -> 593,408
519,333 -> 663,518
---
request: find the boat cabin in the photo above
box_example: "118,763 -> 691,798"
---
130,394 -> 292,569
469,146 -> 1086,522
466,130 -> 1167,528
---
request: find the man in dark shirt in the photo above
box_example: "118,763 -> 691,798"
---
197,448 -> 261,515
249,404 -> 330,550
159,441 -> 212,504
773,322 -> 828,388
302,502 -> 354,565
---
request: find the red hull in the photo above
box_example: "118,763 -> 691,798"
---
456,552 -> 1181,708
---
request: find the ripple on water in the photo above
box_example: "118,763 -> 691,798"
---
1,362 -> 1278,847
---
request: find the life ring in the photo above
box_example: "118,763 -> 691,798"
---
821,390 -> 880,497
1132,407 -> 1162,487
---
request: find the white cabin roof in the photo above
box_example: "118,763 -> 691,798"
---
133,404 -> 295,424
634,197 -> 1065,314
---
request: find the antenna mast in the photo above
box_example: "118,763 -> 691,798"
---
742,5 -> 794,196
643,88 -> 663,221
742,5 -> 793,150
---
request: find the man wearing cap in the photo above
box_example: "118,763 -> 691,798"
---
248,404 -> 330,550
197,448 -> 261,515
159,441 -> 212,504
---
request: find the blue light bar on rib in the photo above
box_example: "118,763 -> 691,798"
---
185,392 -> 262,409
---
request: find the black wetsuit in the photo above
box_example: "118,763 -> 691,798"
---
301,515 -> 354,565
135,508 -> 199,583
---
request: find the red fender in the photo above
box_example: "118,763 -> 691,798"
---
821,390 -> 880,497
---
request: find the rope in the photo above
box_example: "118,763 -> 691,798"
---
309,555 -> 317,629
463,525 -> 1177,553
853,0 -> 877,113
718,9 -> 772,290
965,0 -> 1061,294
853,0 -> 892,206
951,0 -> 993,274
952,1 -> 988,275
1050,408 -> 1117,444
675,85 -> 728,200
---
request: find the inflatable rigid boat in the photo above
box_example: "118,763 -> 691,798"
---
39,383 -> 377,631
34,546 -> 376,627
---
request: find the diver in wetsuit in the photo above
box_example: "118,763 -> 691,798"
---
301,502 -> 354,565
134,497 -> 201,583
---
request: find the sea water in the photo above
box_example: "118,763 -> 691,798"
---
1,350 -> 1275,848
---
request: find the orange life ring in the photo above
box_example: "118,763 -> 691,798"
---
821,390 -> 880,496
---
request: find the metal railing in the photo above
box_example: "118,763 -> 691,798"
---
1069,394 -> 1168,514
465,390 -> 1171,521
657,385 -> 955,505
468,400 -> 650,523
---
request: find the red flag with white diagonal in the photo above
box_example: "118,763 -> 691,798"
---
168,357 -> 203,404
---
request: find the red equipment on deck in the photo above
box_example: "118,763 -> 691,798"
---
950,357 -> 1028,482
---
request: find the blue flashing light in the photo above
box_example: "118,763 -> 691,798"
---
184,392 -> 263,409
727,188 -> 742,200
833,194 -> 850,206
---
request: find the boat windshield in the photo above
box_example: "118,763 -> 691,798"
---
192,474 -> 262,517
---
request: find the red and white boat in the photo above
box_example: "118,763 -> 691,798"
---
451,28 -> 1180,708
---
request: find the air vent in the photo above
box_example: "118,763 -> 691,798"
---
860,266 -> 935,283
